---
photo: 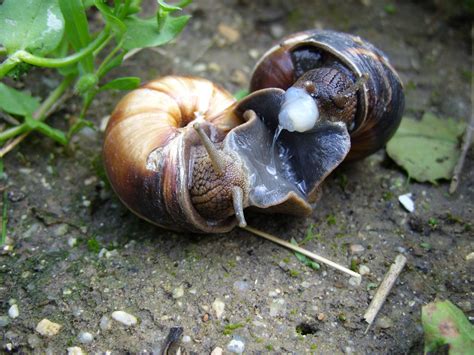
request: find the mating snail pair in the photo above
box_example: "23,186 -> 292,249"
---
103,30 -> 404,234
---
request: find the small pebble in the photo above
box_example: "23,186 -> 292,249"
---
53,224 -> 69,237
67,346 -> 85,355
172,285 -> 185,299
466,252 -> 474,261
67,237 -> 78,248
182,335 -> 191,343
398,193 -> 415,213
193,63 -> 207,72
27,334 -> 42,348
212,298 -> 225,319
270,24 -> 284,38
100,315 -> 112,331
377,316 -> 393,329
359,265 -> 370,276
36,319 -> 62,337
301,281 -> 311,288
457,301 -> 472,312
77,331 -> 94,344
111,311 -> 138,326
230,69 -> 247,86
202,313 -> 210,322
349,276 -> 362,287
208,62 -> 221,73
349,244 -> 365,255
8,305 -> 19,319
233,280 -> 249,293
0,316 -> 10,327
227,338 -> 245,354
269,298 -> 286,317
217,24 -> 240,43
211,347 -> 223,355
317,313 -> 327,321
248,49 -> 259,59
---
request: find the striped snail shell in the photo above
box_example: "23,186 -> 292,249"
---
103,30 -> 404,233
249,29 -> 405,161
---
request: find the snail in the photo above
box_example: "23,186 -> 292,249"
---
103,30 -> 404,234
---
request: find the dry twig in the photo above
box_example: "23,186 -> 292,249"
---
364,254 -> 407,333
242,225 -> 362,279
449,26 -> 474,193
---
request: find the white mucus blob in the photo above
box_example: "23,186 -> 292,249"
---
278,87 -> 319,132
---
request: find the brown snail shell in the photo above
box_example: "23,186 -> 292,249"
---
103,30 -> 404,233
249,29 -> 405,161
103,76 -> 243,233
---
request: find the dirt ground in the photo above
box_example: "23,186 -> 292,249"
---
1,0 -> 473,353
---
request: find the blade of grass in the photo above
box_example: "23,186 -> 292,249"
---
58,0 -> 94,73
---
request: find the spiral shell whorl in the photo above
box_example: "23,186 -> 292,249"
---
250,30 -> 404,161
103,76 -> 239,232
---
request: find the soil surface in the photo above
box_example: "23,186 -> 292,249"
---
1,0 -> 473,353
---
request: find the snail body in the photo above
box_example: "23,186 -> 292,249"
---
103,30 -> 404,233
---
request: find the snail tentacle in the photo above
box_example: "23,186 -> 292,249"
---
231,186 -> 247,227
193,122 -> 226,175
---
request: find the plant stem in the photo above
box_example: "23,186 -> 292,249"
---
15,30 -> 110,69
96,41 -> 124,79
0,75 -> 74,144
0,47 -> 6,56
0,55 -> 21,79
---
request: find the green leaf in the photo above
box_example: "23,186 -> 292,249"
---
100,76 -> 140,91
157,0 -> 184,12
58,0 -> 94,73
290,238 -> 320,270
386,113 -> 466,183
122,14 -> 190,50
422,299 -> 474,354
0,0 -> 65,56
234,89 -> 249,100
24,114 -> 67,145
0,83 -> 40,116
95,0 -> 127,38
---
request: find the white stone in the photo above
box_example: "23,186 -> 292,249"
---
77,331 -> 94,344
111,311 -> 137,326
349,244 -> 365,255
36,318 -> 62,337
359,265 -> 370,276
182,335 -> 191,343
227,339 -> 245,354
349,276 -> 362,287
211,347 -> 224,355
8,304 -> 19,319
466,252 -> 474,261
398,193 -> 415,213
67,237 -> 77,248
269,298 -> 286,317
172,285 -> 184,299
212,298 -> 225,319
67,346 -> 84,355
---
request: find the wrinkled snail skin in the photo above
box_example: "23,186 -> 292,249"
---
249,29 -> 405,161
